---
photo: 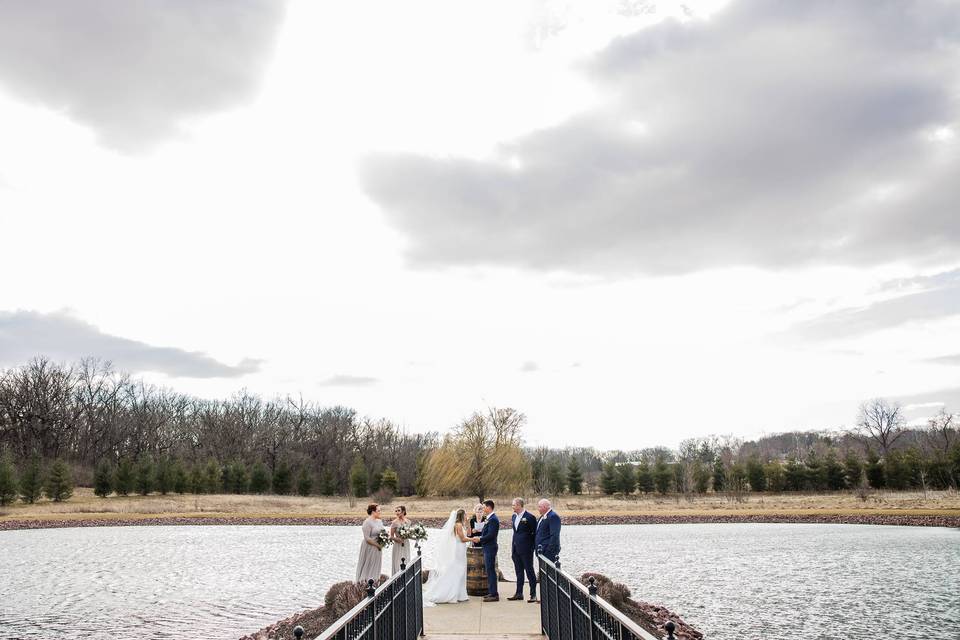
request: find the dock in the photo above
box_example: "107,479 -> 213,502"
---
422,594 -> 541,638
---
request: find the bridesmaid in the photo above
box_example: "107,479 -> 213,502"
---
390,505 -> 411,574
356,503 -> 384,584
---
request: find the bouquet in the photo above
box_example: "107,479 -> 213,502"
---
398,522 -> 428,542
376,528 -> 393,548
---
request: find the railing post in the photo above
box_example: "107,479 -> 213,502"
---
293,626 -> 304,640
664,621 -> 676,640
367,579 -> 377,640
587,577 -> 600,640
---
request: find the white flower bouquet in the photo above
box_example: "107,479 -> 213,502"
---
398,522 -> 428,542
376,528 -> 393,548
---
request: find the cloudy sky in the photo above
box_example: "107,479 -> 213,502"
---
1,0 -> 958,449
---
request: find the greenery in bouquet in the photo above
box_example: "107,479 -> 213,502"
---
376,528 -> 393,548
398,522 -> 428,541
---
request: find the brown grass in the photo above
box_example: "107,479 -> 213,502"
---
1,488 -> 958,523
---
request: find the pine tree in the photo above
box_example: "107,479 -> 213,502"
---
784,457 -> 806,491
600,461 -> 617,495
566,458 -> 583,495
230,461 -> 249,494
712,458 -> 726,492
135,458 -> 154,495
728,462 -> 747,493
380,467 -> 399,493
615,463 -> 635,495
297,467 -> 313,496
19,458 -> 43,504
865,452 -> 885,489
188,464 -> 205,494
653,457 -> 672,494
823,451 -> 845,490
318,470 -> 336,496
350,458 -> 369,498
272,460 -> 292,495
764,462 -> 785,492
154,458 -> 173,495
172,461 -> 189,494
249,462 -> 270,494
547,461 -> 566,494
93,459 -> 113,498
746,455 -> 766,492
844,452 -> 863,488
636,462 -> 654,494
44,459 -> 73,502
204,459 -> 222,493
692,461 -> 710,494
0,455 -> 17,506
114,458 -> 134,496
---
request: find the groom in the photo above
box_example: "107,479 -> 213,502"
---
471,499 -> 500,601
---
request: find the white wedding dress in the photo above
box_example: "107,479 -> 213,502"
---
422,510 -> 469,605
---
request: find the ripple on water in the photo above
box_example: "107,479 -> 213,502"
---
1,523 -> 958,640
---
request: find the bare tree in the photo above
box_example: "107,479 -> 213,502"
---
925,408 -> 956,453
856,398 -> 905,456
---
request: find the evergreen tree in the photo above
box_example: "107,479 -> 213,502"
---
297,467 -> 313,496
653,457 -> 672,494
784,457 -> 806,491
692,461 -> 710,494
547,461 -> 566,494
114,458 -> 134,496
805,452 -> 827,491
636,462 -> 654,494
884,451 -> 909,490
566,458 -> 583,495
93,459 -> 113,498
746,456 -> 766,492
19,458 -> 43,504
318,470 -> 336,496
172,461 -> 189,494
204,459 -> 222,493
220,462 -> 235,493
350,458 -> 369,498
154,458 -> 173,495
728,462 -> 747,493
0,455 -> 17,506
600,461 -> 618,495
380,467 -> 399,493
865,451 -> 885,489
230,461 -> 249,493
368,467 -> 382,493
764,462 -> 785,492
843,452 -> 863,488
188,464 -> 205,494
823,451 -> 845,491
615,463 -> 636,495
712,458 -> 726,492
135,458 -> 154,495
249,462 -> 270,494
272,460 -> 292,495
44,459 -> 73,502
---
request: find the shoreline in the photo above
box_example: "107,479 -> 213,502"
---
2,511 -> 958,531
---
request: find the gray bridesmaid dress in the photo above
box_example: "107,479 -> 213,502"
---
391,519 -> 411,574
356,517 -> 384,584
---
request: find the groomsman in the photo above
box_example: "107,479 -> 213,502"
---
535,498 -> 561,563
508,497 -> 538,602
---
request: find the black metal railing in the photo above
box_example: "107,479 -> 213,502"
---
313,549 -> 424,640
538,553 -> 674,640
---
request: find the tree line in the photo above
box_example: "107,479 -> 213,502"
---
1,358 -> 958,505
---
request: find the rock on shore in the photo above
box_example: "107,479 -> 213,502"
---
580,572 -> 703,640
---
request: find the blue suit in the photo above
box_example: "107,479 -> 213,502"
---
535,510 -> 561,563
511,510 -> 538,597
477,512 -> 500,596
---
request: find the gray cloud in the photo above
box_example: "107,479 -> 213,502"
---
318,375 -> 379,387
520,361 -> 539,373
0,309 -> 261,378
790,269 -> 960,340
360,0 -> 960,275
894,386 -> 960,418
0,1 -> 287,152
926,354 -> 960,366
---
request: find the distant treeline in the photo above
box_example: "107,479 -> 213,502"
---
0,358 -> 958,506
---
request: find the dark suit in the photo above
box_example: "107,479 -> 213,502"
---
477,512 -> 500,596
511,510 -> 538,597
535,509 -> 561,563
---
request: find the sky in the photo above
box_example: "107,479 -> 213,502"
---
0,0 -> 958,450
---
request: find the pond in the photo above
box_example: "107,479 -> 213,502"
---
0,523 -> 957,639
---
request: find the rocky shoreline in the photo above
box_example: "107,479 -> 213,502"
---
1,511 -> 958,531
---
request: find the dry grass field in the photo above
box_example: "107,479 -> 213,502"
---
2,488 -> 958,524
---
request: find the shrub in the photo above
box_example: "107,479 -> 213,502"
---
325,581 -> 365,619
249,462 -> 270,494
372,487 -> 394,504
44,459 -> 74,502
93,459 -> 113,498
19,458 -> 43,504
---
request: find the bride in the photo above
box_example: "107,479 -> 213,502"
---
423,509 -> 471,605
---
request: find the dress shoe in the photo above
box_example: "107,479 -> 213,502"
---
507,594 -> 524,601
528,597 -> 539,603
482,595 -> 500,602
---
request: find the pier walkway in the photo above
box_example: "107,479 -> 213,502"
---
422,594 -> 541,638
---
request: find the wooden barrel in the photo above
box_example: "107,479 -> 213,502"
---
466,546 -> 489,596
